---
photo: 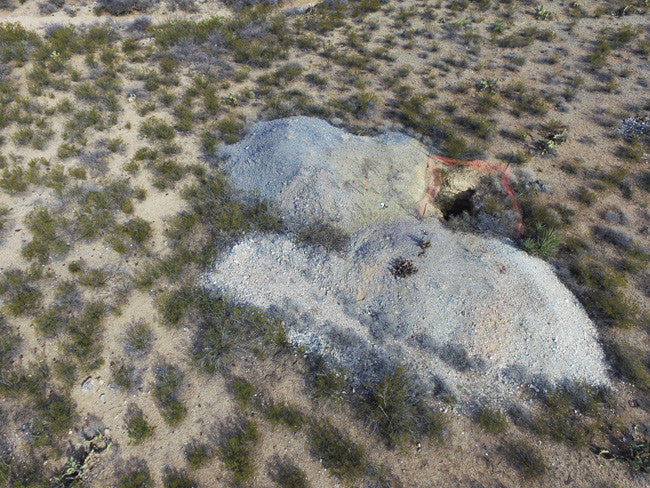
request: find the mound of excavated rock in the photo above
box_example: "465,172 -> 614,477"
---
208,117 -> 610,402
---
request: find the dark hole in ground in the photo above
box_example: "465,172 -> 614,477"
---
441,189 -> 476,220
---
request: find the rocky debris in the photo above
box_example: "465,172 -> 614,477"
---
219,116 -> 431,231
208,117 -> 610,402
619,115 -> 649,139
81,376 -> 94,393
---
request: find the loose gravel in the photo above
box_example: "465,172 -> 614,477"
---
207,117 -> 610,402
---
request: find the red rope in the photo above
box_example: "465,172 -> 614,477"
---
420,155 -> 524,237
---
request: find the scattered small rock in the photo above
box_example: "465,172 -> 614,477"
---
81,377 -> 94,393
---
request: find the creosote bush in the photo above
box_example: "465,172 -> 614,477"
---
219,420 -> 260,485
362,365 -> 444,447
308,418 -> 365,481
163,469 -> 196,488
186,442 -> 214,469
265,401 -> 305,431
505,442 -> 547,480
127,410 -> 155,445
153,363 -> 187,425
476,406 -> 508,434
118,461 -> 153,488
269,457 -> 310,488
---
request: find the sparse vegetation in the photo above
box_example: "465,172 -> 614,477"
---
506,442 -> 547,480
0,2 -> 647,486
127,410 -> 155,445
476,406 -> 508,434
219,420 -> 260,485
308,419 -> 366,481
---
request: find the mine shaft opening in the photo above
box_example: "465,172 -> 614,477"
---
441,188 -> 476,220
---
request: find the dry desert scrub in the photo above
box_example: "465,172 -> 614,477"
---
0,0 -> 647,486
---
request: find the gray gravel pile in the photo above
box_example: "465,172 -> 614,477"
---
208,117 -> 610,402
219,116 -> 431,231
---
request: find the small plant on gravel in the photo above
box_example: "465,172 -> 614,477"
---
186,442 -> 214,469
391,258 -> 418,278
127,410 -> 154,445
534,5 -> 553,20
163,469 -> 196,488
308,419 -> 366,481
506,442 -> 547,479
124,321 -> 154,356
268,458 -> 310,488
265,401 -> 305,431
219,420 -> 260,485
153,363 -> 187,425
476,407 -> 508,434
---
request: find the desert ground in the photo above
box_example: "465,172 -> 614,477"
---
0,1 -> 648,487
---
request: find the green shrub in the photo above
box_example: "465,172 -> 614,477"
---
363,366 -> 444,447
0,205 -> 8,231
186,442 -> 214,469
0,361 -> 49,397
0,323 -> 20,368
66,302 -> 106,369
31,393 -> 76,447
531,383 -> 606,448
265,402 -> 305,431
119,217 -> 152,246
312,366 -> 346,399
308,419 -> 365,481
158,287 -> 197,327
22,206 -> 70,263
0,270 -> 42,317
220,420 -> 259,485
58,142 -> 83,159
163,469 -> 196,488
112,362 -> 135,391
127,413 -> 154,445
506,442 -> 547,480
118,462 -> 153,488
54,360 -> 77,389
456,114 -> 493,139
589,39 -> 611,69
521,225 -> 559,260
153,363 -> 187,425
151,160 -> 186,190
269,458 -> 310,488
33,308 -> 66,337
217,114 -> 245,144
79,268 -> 108,288
0,23 -> 42,64
0,165 -> 28,193
609,342 -> 649,391
476,407 -> 508,434
140,117 -> 175,141
125,321 -> 154,355
232,378 -> 255,410
192,292 -> 287,374
174,104 -> 194,132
